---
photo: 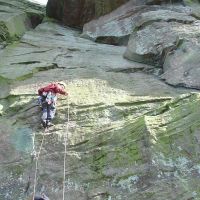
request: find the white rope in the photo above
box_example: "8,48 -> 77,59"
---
63,96 -> 70,200
32,132 -> 36,158
32,130 -> 46,200
31,95 -> 69,200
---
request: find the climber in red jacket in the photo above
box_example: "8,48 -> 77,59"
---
37,81 -> 68,128
38,82 -> 68,96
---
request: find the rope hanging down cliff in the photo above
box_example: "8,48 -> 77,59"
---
32,129 -> 46,200
31,96 -> 70,200
63,96 -> 70,200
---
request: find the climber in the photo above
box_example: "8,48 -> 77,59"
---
37,81 -> 68,128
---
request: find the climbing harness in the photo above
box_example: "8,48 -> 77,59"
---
63,96 -> 70,200
31,95 -> 70,200
39,91 -> 57,128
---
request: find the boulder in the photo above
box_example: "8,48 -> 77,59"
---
161,38 -> 200,89
123,4 -> 200,90
81,1 -> 147,46
82,2 -> 196,46
0,0 -> 44,47
183,0 -> 200,5
46,0 -> 129,28
183,0 -> 200,18
124,9 -> 197,66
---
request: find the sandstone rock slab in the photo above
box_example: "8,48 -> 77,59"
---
161,38 -> 200,89
124,9 -> 198,66
0,0 -> 44,47
0,1 -> 198,199
81,1 -> 147,46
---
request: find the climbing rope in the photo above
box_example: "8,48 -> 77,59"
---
62,96 -> 70,200
32,130 -> 46,200
31,95 -> 70,200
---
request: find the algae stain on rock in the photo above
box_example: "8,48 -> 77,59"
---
10,127 -> 33,153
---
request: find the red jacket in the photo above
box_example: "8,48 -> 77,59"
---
38,83 -> 68,96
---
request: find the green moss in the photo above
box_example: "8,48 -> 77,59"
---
6,164 -> 24,176
145,93 -> 200,161
1,94 -> 35,116
0,21 -> 9,42
90,150 -> 107,174
81,117 -> 148,179
143,192 -> 156,198
42,16 -> 59,23
184,0 -> 199,5
0,1 -> 44,44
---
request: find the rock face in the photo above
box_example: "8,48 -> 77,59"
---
0,0 -> 44,48
81,1 -> 146,46
0,19 -> 199,200
46,0 -> 129,27
81,1 -> 191,46
124,3 -> 200,89
45,0 -> 189,46
146,0 -> 183,4
124,8 -> 197,65
161,38 -> 200,88
1,1 -> 200,200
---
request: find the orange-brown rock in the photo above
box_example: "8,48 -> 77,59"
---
46,0 -> 129,27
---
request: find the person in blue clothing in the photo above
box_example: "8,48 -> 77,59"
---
37,81 -> 68,128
